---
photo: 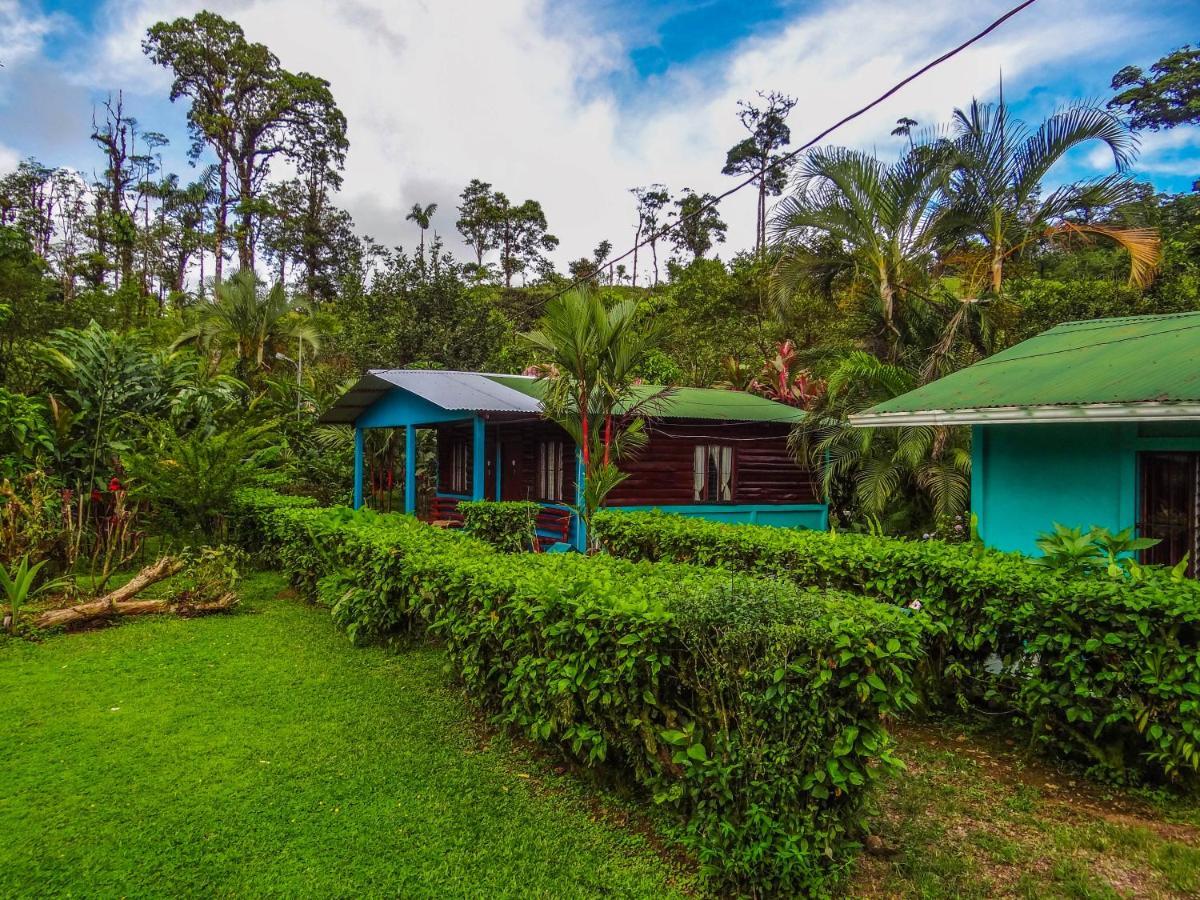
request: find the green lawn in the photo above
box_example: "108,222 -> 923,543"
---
0,573 -> 692,899
6,573 -> 1198,899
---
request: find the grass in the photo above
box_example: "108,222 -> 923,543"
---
0,572 -> 693,899
849,722 -> 1200,899
4,571 -> 1199,899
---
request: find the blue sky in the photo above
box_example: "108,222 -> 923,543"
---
1,0 -> 1198,270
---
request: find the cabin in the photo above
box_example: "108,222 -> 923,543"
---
317,370 -> 827,549
851,311 -> 1200,574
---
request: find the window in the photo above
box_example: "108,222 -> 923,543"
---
693,445 -> 734,502
1140,452 -> 1198,577
537,440 -> 566,501
447,439 -> 470,494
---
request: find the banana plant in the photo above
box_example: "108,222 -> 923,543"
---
0,555 -> 69,635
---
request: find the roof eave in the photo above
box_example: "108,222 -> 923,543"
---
850,402 -> 1200,428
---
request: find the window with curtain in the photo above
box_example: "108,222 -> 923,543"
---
537,440 -> 565,501
447,439 -> 470,494
693,444 -> 734,502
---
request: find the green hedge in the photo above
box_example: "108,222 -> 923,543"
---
459,500 -> 540,552
234,489 -> 925,895
593,510 -> 1200,785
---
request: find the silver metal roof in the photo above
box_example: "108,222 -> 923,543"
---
316,370 -> 541,425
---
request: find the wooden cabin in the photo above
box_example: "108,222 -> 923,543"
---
318,370 -> 827,549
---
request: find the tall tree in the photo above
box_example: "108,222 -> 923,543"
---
1109,45 -> 1200,131
1110,45 -> 1200,190
494,194 -> 558,288
669,189 -> 727,261
592,239 -> 613,284
143,12 -> 347,276
631,185 -> 670,286
721,90 -> 797,253
891,116 -> 919,149
89,92 -> 140,289
405,202 -> 437,254
455,179 -> 498,269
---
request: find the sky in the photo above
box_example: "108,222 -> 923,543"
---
1,0 -> 1198,279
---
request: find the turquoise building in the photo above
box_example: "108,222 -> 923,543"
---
852,312 -> 1200,572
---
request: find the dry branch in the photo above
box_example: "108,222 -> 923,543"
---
31,556 -> 237,630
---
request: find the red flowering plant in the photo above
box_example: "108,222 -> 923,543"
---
749,340 -> 826,410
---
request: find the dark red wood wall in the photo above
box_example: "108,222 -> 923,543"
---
604,421 -> 818,506
436,419 -> 817,507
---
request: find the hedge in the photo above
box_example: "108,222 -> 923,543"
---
459,500 -> 540,552
233,489 -> 925,896
592,510 -> 1200,785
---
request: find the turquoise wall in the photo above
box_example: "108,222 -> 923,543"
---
972,421 -> 1200,555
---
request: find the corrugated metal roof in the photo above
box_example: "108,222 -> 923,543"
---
373,370 -> 542,413
856,311 -> 1200,422
318,370 -> 807,426
485,375 -> 807,424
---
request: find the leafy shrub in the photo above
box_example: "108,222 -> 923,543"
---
234,489 -> 925,896
459,500 -> 540,552
127,417 -> 282,540
592,510 -> 1200,785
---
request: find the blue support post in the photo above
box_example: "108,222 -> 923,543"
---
472,416 -> 486,501
353,427 -> 365,510
404,424 -> 417,515
574,445 -> 586,551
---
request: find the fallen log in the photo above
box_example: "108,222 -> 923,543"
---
35,556 -> 184,630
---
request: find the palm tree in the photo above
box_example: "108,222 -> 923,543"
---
173,269 -> 319,380
946,98 -> 1160,296
793,351 -> 970,531
405,202 -> 437,254
522,289 -> 671,543
771,145 -> 953,361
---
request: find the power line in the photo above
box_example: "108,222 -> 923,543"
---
543,0 -> 1041,304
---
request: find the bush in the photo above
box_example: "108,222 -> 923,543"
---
459,500 -> 540,552
592,510 -> 1200,785
234,489 -> 925,896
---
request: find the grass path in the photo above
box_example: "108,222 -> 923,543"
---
0,573 -> 692,899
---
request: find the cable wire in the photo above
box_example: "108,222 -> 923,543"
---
542,0 -> 1041,304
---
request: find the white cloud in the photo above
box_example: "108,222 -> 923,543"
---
1086,126 -> 1200,178
0,0 -> 68,73
0,141 -> 18,172
6,0 -> 1171,278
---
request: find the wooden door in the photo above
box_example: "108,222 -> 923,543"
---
1139,452 -> 1198,576
500,434 -> 528,501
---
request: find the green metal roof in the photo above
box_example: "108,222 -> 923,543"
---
485,374 -> 806,424
854,311 -> 1200,425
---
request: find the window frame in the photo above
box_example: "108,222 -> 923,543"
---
446,437 -> 470,495
692,443 -> 736,503
536,439 -> 566,502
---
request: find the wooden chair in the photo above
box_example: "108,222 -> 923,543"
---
533,507 -> 572,552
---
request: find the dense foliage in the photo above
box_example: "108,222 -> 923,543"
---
234,488 -> 925,895
459,500 -> 540,552
593,511 -> 1200,785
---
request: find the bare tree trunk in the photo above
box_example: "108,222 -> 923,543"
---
215,159 -> 228,284
632,221 -> 641,287
35,557 -> 183,630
